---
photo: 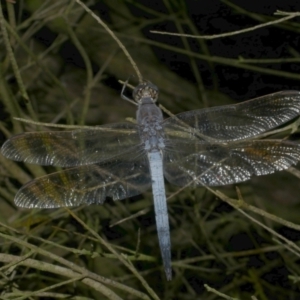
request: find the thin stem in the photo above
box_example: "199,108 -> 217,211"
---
150,11 -> 300,40
75,0 -> 143,82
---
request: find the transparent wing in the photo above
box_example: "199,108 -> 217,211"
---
163,139 -> 300,186
15,147 -> 151,208
164,91 -> 300,142
1,123 -> 140,167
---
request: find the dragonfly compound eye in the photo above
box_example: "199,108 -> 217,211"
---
133,81 -> 159,102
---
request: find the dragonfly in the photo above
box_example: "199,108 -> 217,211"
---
2,81 -> 300,281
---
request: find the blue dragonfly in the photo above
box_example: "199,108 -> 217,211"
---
2,81 -> 300,280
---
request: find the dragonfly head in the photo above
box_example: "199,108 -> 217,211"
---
133,81 -> 159,103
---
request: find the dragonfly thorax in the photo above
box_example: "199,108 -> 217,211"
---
136,93 -> 165,152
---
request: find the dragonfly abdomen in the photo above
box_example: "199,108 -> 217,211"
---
148,151 -> 172,280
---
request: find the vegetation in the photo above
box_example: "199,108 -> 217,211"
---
1,1 -> 300,299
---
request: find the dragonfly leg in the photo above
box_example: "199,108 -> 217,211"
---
120,77 -> 138,105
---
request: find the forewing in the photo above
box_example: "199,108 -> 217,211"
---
164,139 -> 300,186
1,123 -> 140,167
15,147 -> 151,208
164,91 -> 300,142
